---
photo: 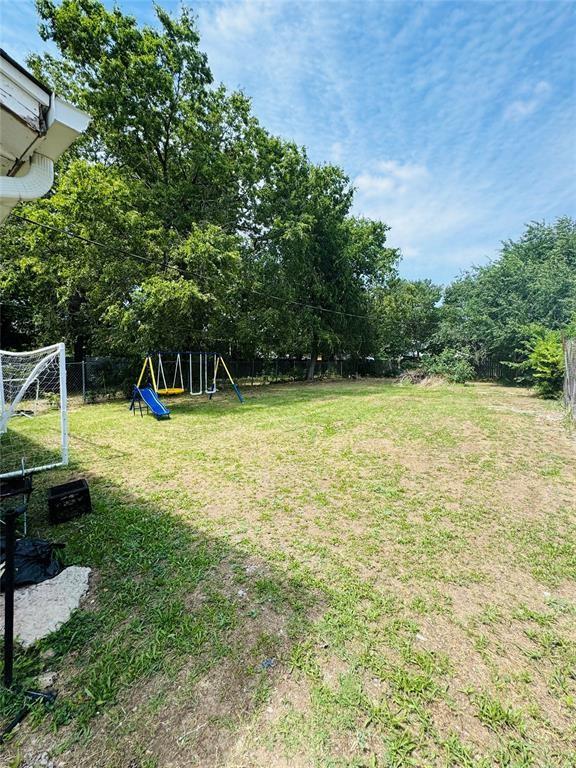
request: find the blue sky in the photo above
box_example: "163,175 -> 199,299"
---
1,0 -> 575,284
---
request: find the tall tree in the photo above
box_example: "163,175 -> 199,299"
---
241,143 -> 398,372
438,218 -> 576,362
375,279 -> 441,360
0,162 -> 241,357
1,0 -> 399,363
32,0 -> 267,235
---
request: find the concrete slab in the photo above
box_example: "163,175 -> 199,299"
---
0,566 -> 91,647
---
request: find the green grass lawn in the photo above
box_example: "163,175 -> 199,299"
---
2,380 -> 575,767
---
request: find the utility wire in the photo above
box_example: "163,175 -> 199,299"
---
12,214 -> 377,321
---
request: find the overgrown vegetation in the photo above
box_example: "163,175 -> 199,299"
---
422,348 -> 475,384
526,331 -> 566,398
507,327 -> 566,398
437,218 -> 576,394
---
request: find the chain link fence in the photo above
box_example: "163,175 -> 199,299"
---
66,357 -> 140,403
65,355 -> 399,404
65,352 -> 514,406
564,338 -> 576,420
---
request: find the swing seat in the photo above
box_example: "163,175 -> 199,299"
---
156,387 -> 184,395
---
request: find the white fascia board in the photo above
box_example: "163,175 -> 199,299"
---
0,77 -> 45,133
0,51 -> 90,225
40,95 -> 91,161
0,53 -> 50,108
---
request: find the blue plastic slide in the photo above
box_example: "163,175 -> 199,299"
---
130,386 -> 170,419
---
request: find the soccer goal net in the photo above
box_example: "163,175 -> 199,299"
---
0,343 -> 68,478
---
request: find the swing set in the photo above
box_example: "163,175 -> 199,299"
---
151,353 -> 185,395
136,352 -> 244,404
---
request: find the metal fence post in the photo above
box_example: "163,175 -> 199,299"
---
564,338 -> 576,420
3,506 -> 17,688
82,359 -> 86,401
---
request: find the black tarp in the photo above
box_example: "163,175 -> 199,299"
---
0,538 -> 64,589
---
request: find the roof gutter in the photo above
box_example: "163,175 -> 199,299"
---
0,152 -> 53,202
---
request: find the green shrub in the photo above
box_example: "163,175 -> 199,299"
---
528,331 -> 564,398
47,392 -> 60,409
507,326 -> 565,398
421,349 -> 475,384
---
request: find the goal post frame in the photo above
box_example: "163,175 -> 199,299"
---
0,342 -> 69,478
59,342 -> 68,467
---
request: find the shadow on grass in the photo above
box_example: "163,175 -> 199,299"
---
1,448 -> 323,768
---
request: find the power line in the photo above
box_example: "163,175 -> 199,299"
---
13,215 -> 182,275
12,214 -> 377,321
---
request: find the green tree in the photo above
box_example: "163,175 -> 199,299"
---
511,328 -> 564,398
375,278 -> 441,360
1,0 -> 398,364
1,0 -> 268,356
506,317 -> 575,397
241,143 -> 398,372
0,162 -> 241,357
530,333 -> 564,398
438,218 -> 576,363
32,0 -> 266,235
1,162 -> 155,357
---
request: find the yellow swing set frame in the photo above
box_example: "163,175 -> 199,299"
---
137,354 -> 185,396
136,352 -> 244,403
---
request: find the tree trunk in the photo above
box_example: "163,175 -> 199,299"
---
306,338 -> 318,380
73,336 -> 86,363
68,290 -> 88,361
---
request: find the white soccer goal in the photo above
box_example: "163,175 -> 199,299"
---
0,343 -> 68,478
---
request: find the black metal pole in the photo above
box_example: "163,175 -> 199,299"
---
3,506 -> 18,689
1,502 -> 58,744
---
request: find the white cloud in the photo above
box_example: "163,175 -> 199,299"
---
504,80 -> 551,121
196,0 -> 359,150
355,160 -> 429,199
376,160 -> 429,183
353,159 -> 482,273
206,0 -> 277,40
355,172 -> 397,197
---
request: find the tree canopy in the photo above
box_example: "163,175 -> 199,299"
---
375,278 -> 442,360
0,0 -> 398,369
437,218 -> 576,363
0,0 -> 574,395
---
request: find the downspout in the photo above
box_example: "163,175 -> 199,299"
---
0,153 -> 54,202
